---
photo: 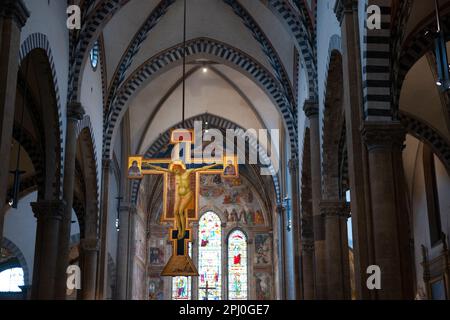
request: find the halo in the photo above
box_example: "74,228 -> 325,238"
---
169,160 -> 186,171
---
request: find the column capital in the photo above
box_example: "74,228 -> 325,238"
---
276,204 -> 285,215
362,122 -> 406,152
302,239 -> 315,254
303,100 -> 319,118
67,101 -> 85,121
119,202 -> 136,214
0,0 -> 29,29
320,200 -> 349,218
102,158 -> 112,169
334,0 -> 358,25
301,216 -> 314,239
80,238 -> 100,252
31,200 -> 66,221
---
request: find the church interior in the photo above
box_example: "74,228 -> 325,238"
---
0,0 -> 449,301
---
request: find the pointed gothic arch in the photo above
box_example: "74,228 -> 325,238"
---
19,33 -> 64,200
103,38 -> 297,159
130,114 -> 281,206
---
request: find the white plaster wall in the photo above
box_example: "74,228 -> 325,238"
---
240,0 -> 295,82
124,0 -> 272,81
103,0 -> 160,85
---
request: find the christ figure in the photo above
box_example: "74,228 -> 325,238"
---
147,161 -> 220,239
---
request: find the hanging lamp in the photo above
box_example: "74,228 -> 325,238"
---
434,0 -> 450,90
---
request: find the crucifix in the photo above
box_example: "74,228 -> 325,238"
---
199,281 -> 217,301
147,159 -> 220,277
128,129 -> 236,276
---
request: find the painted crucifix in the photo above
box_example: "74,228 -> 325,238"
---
128,128 -> 238,277
146,161 -> 220,240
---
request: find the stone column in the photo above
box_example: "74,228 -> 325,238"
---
288,158 -> 302,300
126,205 -> 137,299
19,285 -> 32,300
362,122 -> 414,299
116,203 -> 132,300
30,200 -> 65,299
301,214 -> 315,300
80,237 -> 99,300
304,100 -> 326,299
0,0 -> 29,241
96,158 -> 111,300
277,204 -> 287,300
116,114 -> 133,299
334,0 -> 373,299
55,102 -> 85,299
321,200 -> 351,299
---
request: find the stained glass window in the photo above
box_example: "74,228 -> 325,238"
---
228,230 -> 247,300
198,211 -> 221,300
172,243 -> 192,300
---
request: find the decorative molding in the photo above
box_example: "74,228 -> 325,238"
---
75,117 -> 101,237
362,122 -> 406,152
31,200 -> 66,221
68,0 -> 130,102
321,47 -> 345,199
67,101 -> 86,121
0,0 -> 29,28
333,0 -> 357,25
303,100 -> 319,118
321,35 -> 342,113
361,1 -> 393,121
320,200 -> 349,219
399,112 -> 450,174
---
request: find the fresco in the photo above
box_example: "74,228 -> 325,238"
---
135,220 -> 146,262
148,276 -> 164,300
255,272 -> 272,300
199,175 -> 265,226
149,247 -> 165,265
254,234 -> 272,265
